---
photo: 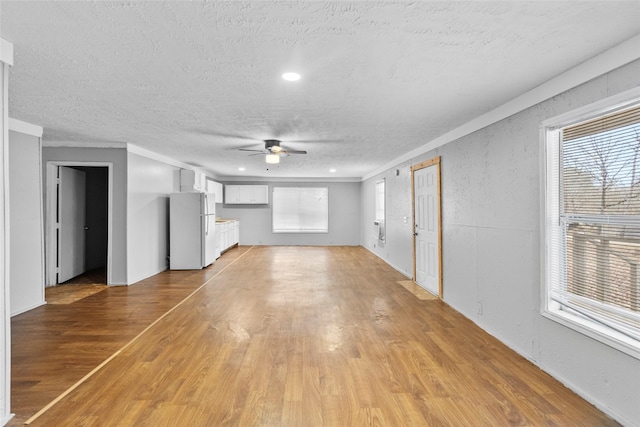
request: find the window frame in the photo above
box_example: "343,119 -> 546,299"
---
271,186 -> 329,234
540,87 -> 640,359
375,179 -> 386,242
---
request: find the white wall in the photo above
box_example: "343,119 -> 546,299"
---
361,162 -> 414,277
42,147 -> 128,285
126,151 -> 179,285
361,60 -> 640,425
217,181 -> 361,246
9,130 -> 44,315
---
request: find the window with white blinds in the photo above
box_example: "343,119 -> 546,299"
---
272,187 -> 328,233
544,97 -> 640,357
375,179 -> 385,241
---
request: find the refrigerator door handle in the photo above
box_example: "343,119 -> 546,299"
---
204,193 -> 209,235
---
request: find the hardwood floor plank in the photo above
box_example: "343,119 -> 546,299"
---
10,246 -> 620,426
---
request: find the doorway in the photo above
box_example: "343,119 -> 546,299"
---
45,162 -> 112,287
411,157 -> 442,297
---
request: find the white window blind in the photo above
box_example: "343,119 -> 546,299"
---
546,103 -> 640,346
375,179 -> 385,241
272,187 -> 328,233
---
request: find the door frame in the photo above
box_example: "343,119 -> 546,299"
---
411,156 -> 442,298
45,161 -> 113,286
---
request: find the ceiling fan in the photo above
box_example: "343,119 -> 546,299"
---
239,139 -> 307,163
239,139 -> 307,156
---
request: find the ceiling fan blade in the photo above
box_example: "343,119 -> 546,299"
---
282,150 -> 307,155
238,148 -> 265,152
188,128 -> 259,141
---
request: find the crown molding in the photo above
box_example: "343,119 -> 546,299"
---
361,34 -> 640,182
8,118 -> 43,137
0,38 -> 13,66
219,176 -> 361,183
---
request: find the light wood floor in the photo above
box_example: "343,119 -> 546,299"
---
10,246 -> 618,426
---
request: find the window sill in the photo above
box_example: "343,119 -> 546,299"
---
542,307 -> 640,360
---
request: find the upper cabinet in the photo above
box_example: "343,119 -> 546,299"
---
206,180 -> 224,203
180,169 -> 206,193
225,184 -> 269,204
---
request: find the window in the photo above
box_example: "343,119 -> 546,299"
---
272,187 -> 328,233
375,179 -> 385,241
543,92 -> 640,358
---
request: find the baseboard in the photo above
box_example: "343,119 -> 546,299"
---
361,245 -> 411,279
536,360 -> 633,427
448,303 -> 631,427
1,413 -> 15,426
10,300 -> 46,317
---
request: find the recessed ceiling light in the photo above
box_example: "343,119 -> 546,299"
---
282,72 -> 301,82
238,167 -> 246,171
329,168 -> 336,173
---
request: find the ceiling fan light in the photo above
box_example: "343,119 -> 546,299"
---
282,72 -> 301,82
265,154 -> 280,164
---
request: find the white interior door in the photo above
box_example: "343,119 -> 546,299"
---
58,166 -> 86,283
414,163 -> 440,295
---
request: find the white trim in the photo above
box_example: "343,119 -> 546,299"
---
8,118 -> 43,138
1,414 -> 14,426
540,91 -> 640,360
537,360 -> 633,427
362,245 -> 411,279
220,176 -> 361,183
543,309 -> 640,360
362,34 -> 640,181
42,141 -> 127,149
42,141 -> 215,178
1,61 -> 11,423
539,124 -> 550,342
45,161 -> 114,287
10,301 -> 46,317
0,39 -> 13,66
540,86 -> 640,128
44,165 -> 56,286
126,143 -> 194,171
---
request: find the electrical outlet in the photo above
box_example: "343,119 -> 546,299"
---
477,302 -> 483,315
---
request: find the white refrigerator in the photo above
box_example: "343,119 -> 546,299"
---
169,192 -> 217,269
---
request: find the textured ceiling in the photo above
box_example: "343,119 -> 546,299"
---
2,1 -> 640,179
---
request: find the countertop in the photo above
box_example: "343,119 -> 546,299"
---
215,218 -> 238,223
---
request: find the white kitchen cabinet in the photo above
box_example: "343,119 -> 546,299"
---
223,223 -> 231,251
224,185 -> 268,204
206,180 -> 224,203
180,169 -> 206,193
224,185 -> 240,204
216,220 -> 240,253
215,224 -> 222,259
233,221 -> 239,245
251,186 -> 268,204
